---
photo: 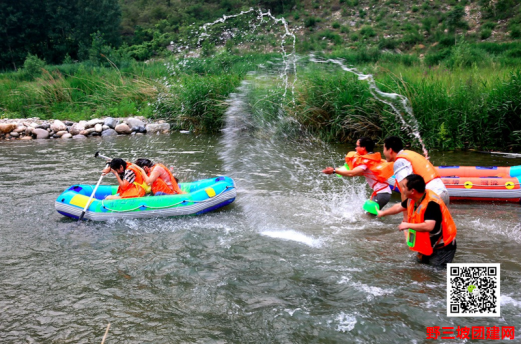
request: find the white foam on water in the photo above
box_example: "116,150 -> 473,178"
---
329,312 -> 357,332
260,229 -> 323,248
501,295 -> 521,308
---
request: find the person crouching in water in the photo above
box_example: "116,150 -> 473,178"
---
134,159 -> 186,196
322,137 -> 394,211
377,174 -> 457,267
102,158 -> 149,200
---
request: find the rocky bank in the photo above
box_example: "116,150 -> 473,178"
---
0,117 -> 171,141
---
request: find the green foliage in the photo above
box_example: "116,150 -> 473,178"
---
480,28 -> 492,40
360,26 -> 376,38
510,25 -> 521,39
23,54 -> 46,78
446,6 -> 468,32
332,21 -> 341,29
305,17 -> 319,28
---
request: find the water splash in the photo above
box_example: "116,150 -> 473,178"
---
193,8 -> 297,100
309,55 -> 430,158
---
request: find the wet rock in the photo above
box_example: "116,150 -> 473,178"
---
14,126 -> 26,133
131,126 -> 146,134
51,120 -> 67,132
68,123 -> 84,135
95,123 -> 103,133
61,133 -> 72,139
0,123 -> 17,133
64,121 -> 74,126
146,123 -> 170,134
127,117 -> 145,128
115,123 -> 132,134
101,129 -> 118,136
36,123 -> 50,130
72,134 -> 87,139
9,132 -> 20,138
55,130 -> 68,137
85,118 -> 104,129
104,117 -> 118,129
33,128 -> 50,139
79,130 -> 90,136
20,136 -> 33,140
102,125 -> 109,131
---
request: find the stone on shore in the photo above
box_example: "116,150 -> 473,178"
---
33,128 -> 50,139
104,117 -> 118,129
115,123 -> 132,134
101,129 -> 118,137
146,123 -> 170,134
127,117 -> 145,128
72,134 -> 87,139
61,133 -> 72,139
51,120 -> 67,132
0,123 -> 17,133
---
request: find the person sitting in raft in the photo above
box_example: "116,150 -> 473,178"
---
322,137 -> 394,210
134,158 -> 186,196
377,174 -> 457,267
102,158 -> 149,200
383,136 -> 450,205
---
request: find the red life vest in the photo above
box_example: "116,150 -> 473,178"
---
150,163 -> 184,195
405,190 -> 457,256
118,162 -> 148,196
396,150 -> 440,185
345,151 -> 394,183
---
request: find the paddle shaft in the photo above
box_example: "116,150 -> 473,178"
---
78,163 -> 109,221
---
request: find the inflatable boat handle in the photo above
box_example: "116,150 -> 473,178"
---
95,151 -> 112,162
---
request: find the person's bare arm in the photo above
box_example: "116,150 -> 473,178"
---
397,220 -> 435,232
322,166 -> 364,177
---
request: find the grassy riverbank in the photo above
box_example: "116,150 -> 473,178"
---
1,51 -> 521,150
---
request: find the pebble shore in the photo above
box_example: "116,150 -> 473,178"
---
0,116 -> 171,141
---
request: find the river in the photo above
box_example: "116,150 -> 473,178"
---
1,122 -> 521,342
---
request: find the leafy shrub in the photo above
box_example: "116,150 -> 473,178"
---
23,54 -> 46,77
482,22 -> 496,30
332,21 -> 341,29
305,17 -> 318,28
480,28 -> 492,40
360,26 -> 376,38
340,26 -> 350,34
511,25 -> 521,39
351,33 -> 359,41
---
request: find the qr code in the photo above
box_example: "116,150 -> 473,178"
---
447,263 -> 500,317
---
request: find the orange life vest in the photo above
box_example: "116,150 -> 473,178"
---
118,162 -> 149,195
345,151 -> 394,183
396,150 -> 440,185
150,163 -> 184,195
406,190 -> 457,256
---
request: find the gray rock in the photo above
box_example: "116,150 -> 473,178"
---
36,123 -> 50,130
146,123 -> 170,134
61,133 -> 72,139
104,117 -> 118,129
126,117 -> 145,128
101,129 -> 118,136
95,123 -> 103,133
9,131 -> 20,138
64,121 -> 74,126
115,123 -> 132,134
25,127 -> 34,136
33,128 -> 50,139
72,134 -> 87,139
14,125 -> 26,133
51,120 -> 67,132
68,123 -> 84,135
79,130 -> 90,136
85,118 -> 104,129
131,126 -> 147,133
55,130 -> 68,137
102,125 -> 110,131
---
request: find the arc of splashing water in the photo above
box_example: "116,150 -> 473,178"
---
309,55 -> 429,158
196,8 -> 297,101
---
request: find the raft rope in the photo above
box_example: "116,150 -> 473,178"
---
100,186 -> 235,213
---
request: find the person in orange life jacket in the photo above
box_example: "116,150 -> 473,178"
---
323,137 -> 393,210
382,136 -> 450,206
102,158 -> 148,200
134,158 -> 186,196
377,174 -> 457,267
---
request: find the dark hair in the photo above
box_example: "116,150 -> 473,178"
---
405,174 -> 426,193
358,137 -> 375,152
135,158 -> 154,168
110,158 -> 127,170
384,136 -> 403,153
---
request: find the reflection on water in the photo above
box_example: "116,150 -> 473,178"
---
1,132 -> 521,343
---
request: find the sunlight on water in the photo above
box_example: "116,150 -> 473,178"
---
260,229 -> 323,248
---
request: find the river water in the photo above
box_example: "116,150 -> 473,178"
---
1,118 -> 521,342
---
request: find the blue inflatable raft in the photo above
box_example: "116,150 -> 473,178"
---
55,176 -> 236,221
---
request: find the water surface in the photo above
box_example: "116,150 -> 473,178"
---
1,129 -> 520,343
